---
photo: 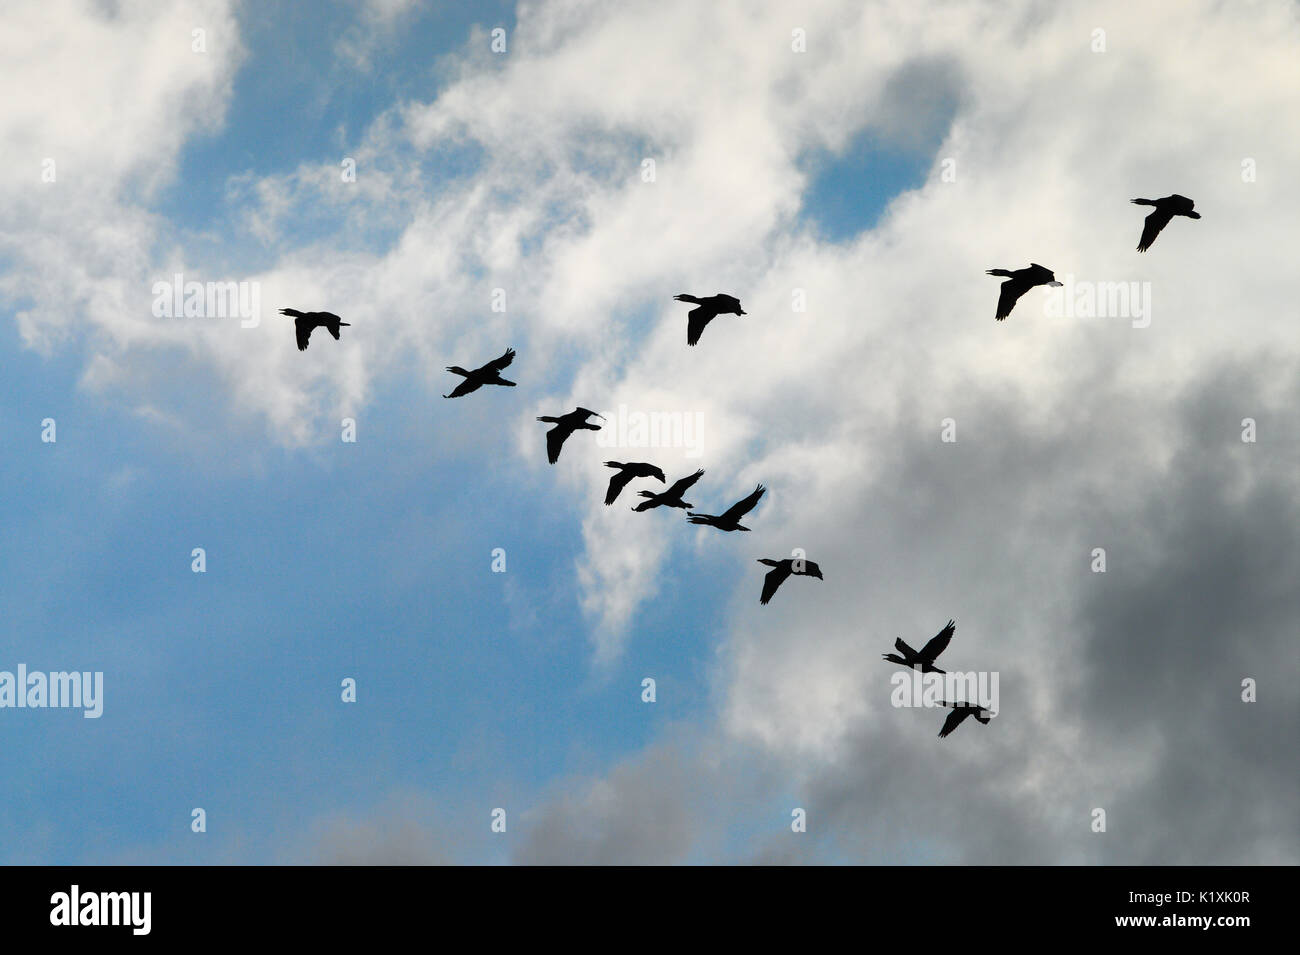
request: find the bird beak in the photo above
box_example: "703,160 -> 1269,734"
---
1047,281 -> 1063,287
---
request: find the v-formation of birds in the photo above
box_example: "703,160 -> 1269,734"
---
276,194 -> 1200,738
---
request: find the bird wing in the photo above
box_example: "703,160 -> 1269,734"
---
721,484 -> 765,522
295,318 -> 311,351
686,306 -> 716,346
485,347 -> 515,373
545,425 -> 571,464
445,378 -> 481,398
918,620 -> 956,663
894,637 -> 915,656
995,280 -> 1023,321
668,468 -> 705,496
1137,208 -> 1174,252
759,563 -> 792,605
604,469 -> 635,505
938,707 -> 971,738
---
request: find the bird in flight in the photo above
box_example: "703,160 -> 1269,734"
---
279,308 -> 350,351
444,347 -> 516,398
936,701 -> 992,739
1131,194 -> 1200,252
881,619 -> 956,674
757,557 -> 824,605
536,408 -> 604,464
985,264 -> 1063,320
687,483 -> 765,532
632,468 -> 704,512
603,461 -> 666,506
673,293 -> 746,346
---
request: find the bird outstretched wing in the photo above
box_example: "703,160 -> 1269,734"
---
485,347 -> 515,373
604,468 -> 635,505
545,425 -> 570,464
721,484 -> 765,522
938,706 -> 971,739
1137,208 -> 1174,253
759,562 -> 792,605
686,306 -> 716,346
667,468 -> 705,496
995,281 -> 1022,321
918,620 -> 955,664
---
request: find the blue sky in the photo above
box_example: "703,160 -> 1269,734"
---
3,0 -> 1297,866
0,0 -> 921,864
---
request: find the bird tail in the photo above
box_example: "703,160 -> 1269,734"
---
985,269 -> 1013,278
674,294 -> 703,304
279,308 -> 304,317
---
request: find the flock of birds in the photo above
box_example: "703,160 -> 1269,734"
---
275,193 -> 1201,738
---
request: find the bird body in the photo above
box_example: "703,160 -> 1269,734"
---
881,619 -> 956,674
1131,194 -> 1200,252
444,347 -> 516,398
633,469 -> 703,511
687,483 -> 765,531
280,308 -> 350,351
674,293 -> 746,346
757,557 -> 823,605
985,264 -> 1063,320
537,407 -> 604,464
937,700 -> 992,738
603,461 -> 666,505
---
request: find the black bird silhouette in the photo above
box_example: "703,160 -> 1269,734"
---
937,700 -> 992,739
633,468 -> 704,512
1131,194 -> 1200,252
280,308 -> 350,351
881,619 -> 956,674
985,264 -> 1063,320
687,483 -> 765,531
603,461 -> 666,505
444,347 -> 516,398
536,408 -> 604,464
673,293 -> 746,346
757,557 -> 823,605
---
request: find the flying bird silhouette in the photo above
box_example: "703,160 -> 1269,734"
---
881,619 -> 956,674
757,557 -> 823,605
536,408 -> 603,464
279,308 -> 350,351
673,293 -> 746,346
603,461 -> 666,505
687,483 -> 765,531
633,469 -> 704,512
985,264 -> 1063,320
1131,194 -> 1200,252
444,347 -> 516,398
937,701 -> 992,739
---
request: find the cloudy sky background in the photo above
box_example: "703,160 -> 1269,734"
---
1,0 -> 1297,864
